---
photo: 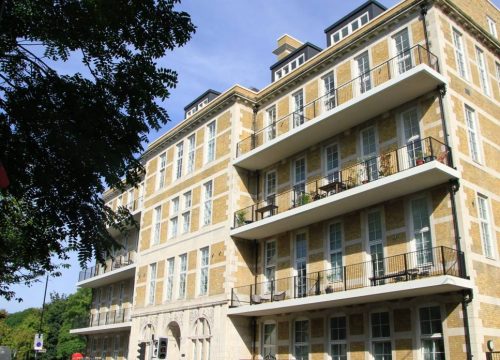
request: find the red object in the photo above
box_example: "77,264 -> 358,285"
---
71,353 -> 84,360
0,162 -> 9,189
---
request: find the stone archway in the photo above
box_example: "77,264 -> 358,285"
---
166,321 -> 181,359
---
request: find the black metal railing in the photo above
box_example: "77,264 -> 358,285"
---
78,251 -> 135,281
234,137 -> 451,228
487,352 -> 500,360
236,44 -> 440,157
230,246 -> 464,307
73,308 -> 132,328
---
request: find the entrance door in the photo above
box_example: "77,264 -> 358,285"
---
367,211 -> 385,282
295,233 -> 307,298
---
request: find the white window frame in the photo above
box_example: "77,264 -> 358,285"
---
175,141 -> 184,180
148,263 -> 157,305
275,54 -> 305,80
169,197 -> 179,239
263,240 -> 276,294
165,257 -> 175,301
113,335 -> 120,360
477,194 -> 495,259
409,196 -> 434,266
496,62 -> 500,89
487,16 -> 498,39
293,157 -> 306,206
329,315 -> 347,360
328,221 -> 343,282
419,306 -> 445,360
291,89 -> 305,128
464,105 -> 482,163
370,311 -> 392,360
324,142 -> 340,183
294,318 -> 310,360
157,153 -> 167,190
202,181 -> 213,226
355,50 -> 372,95
178,253 -> 188,299
367,210 -> 385,280
453,28 -> 468,80
199,247 -> 209,296
475,46 -> 490,96
187,134 -> 196,174
182,191 -> 192,234
205,121 -> 216,164
264,170 -> 277,206
262,321 -> 277,358
322,72 -> 336,111
152,206 -> 161,245
265,105 -> 277,141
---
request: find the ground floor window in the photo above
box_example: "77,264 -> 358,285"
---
373,341 -> 392,360
262,322 -> 277,358
192,318 -> 211,360
420,306 -> 445,360
294,319 -> 309,360
330,316 -> 347,360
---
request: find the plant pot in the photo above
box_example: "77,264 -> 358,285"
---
362,180 -> 369,184
325,286 -> 334,294
416,159 -> 425,165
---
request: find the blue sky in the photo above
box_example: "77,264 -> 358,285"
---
2,0 -> 499,313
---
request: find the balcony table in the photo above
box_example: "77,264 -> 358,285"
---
319,181 -> 345,195
255,204 -> 278,220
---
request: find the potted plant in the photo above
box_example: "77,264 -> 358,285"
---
378,152 -> 391,177
235,210 -> 247,227
415,151 -> 425,165
297,193 -> 311,206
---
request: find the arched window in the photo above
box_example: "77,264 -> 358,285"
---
192,318 -> 211,360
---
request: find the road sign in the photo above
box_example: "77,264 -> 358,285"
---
37,349 -> 47,353
34,333 -> 43,351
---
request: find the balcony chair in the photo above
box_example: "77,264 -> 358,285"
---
273,291 -> 286,301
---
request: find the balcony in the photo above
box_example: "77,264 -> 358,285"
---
228,247 -> 472,316
77,251 -> 136,288
231,137 -> 458,240
70,308 -> 132,335
126,196 -> 143,216
235,45 -> 446,171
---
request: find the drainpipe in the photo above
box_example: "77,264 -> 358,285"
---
251,317 -> 257,360
254,239 -> 258,290
449,180 -> 473,360
461,289 -> 474,360
437,85 -> 452,165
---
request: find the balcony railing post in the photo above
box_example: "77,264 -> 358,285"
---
395,147 -> 400,172
404,253 -> 409,281
418,45 -> 422,65
250,284 -> 253,305
231,288 -> 234,307
387,59 -> 391,80
441,246 -> 447,275
293,276 -> 297,299
429,138 -> 434,159
316,272 -> 321,295
343,266 -> 347,291
271,280 -> 274,302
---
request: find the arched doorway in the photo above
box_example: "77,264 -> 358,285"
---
191,318 -> 211,360
141,323 -> 155,359
166,321 -> 181,359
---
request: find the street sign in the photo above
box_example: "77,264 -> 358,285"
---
34,333 -> 43,351
37,349 -> 47,353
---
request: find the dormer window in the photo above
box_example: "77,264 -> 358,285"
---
331,12 -> 369,45
275,54 -> 305,80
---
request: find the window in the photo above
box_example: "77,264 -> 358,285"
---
157,153 -> 167,190
331,12 -> 369,44
478,194 -> 494,259
113,335 -> 120,360
102,337 -> 108,360
264,170 -> 277,207
420,307 -> 445,360
178,253 -> 187,299
393,28 -> 411,74
496,62 -> 500,88
199,247 -> 209,295
264,240 -> 276,293
323,72 -> 336,111
329,222 -> 343,281
175,142 -> 184,179
465,105 -> 481,163
205,121 -> 216,163
294,319 -> 309,360
325,143 -> 340,183
187,134 -> 196,174
476,47 -> 490,96
127,189 -> 134,210
368,211 -> 385,279
292,90 -> 305,127
148,263 -> 157,305
275,54 -> 305,80
293,158 -> 306,206
266,106 -> 277,141
330,316 -> 347,360
356,51 -> 371,94
411,198 -> 433,265
170,197 -> 179,238
262,323 -> 277,358
453,29 -> 468,79
192,318 -> 211,360
152,206 -> 161,245
116,195 -> 123,209
202,181 -> 213,226
487,16 -> 498,39
165,257 -> 175,301
361,126 -> 378,181
371,312 -> 392,360
182,191 -> 192,234
295,233 -> 308,298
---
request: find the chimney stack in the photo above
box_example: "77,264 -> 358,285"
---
273,34 -> 303,60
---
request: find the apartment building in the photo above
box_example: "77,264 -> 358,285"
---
70,0 -> 500,359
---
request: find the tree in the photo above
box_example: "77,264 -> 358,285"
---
0,0 -> 196,300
